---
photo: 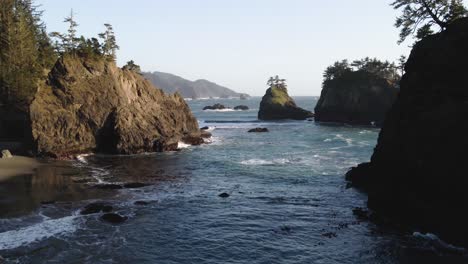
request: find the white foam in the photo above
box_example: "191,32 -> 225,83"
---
76,153 -> 92,164
413,232 -> 466,253
240,158 -> 295,166
203,109 -> 237,112
177,142 -> 191,149
0,215 -> 79,250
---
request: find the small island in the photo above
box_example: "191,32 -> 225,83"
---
258,76 -> 313,120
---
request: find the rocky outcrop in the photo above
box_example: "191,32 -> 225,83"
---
28,55 -> 201,157
234,105 -> 249,111
1,150 -> 12,159
258,86 -> 313,120
315,71 -> 398,126
346,18 -> 468,247
248,128 -> 269,133
203,103 -> 228,110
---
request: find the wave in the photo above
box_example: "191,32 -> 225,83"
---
203,120 -> 262,124
177,142 -> 191,149
413,232 -> 466,253
240,158 -> 300,166
0,215 -> 79,251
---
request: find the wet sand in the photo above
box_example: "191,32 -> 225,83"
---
0,156 -> 41,182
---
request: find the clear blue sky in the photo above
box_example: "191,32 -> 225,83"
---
37,0 -> 411,96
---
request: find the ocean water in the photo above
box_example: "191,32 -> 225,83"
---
0,97 -> 467,263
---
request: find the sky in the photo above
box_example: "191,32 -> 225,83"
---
36,0 -> 412,96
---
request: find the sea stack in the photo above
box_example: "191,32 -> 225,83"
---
315,58 -> 399,126
9,54 -> 203,158
258,76 -> 313,120
346,18 -> 468,247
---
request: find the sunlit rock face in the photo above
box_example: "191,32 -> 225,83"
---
346,18 -> 468,247
29,55 -> 202,157
258,85 -> 313,120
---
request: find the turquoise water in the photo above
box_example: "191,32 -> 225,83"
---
0,97 -> 466,263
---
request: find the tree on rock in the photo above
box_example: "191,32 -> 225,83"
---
392,0 -> 467,43
99,23 -> 119,59
122,60 -> 141,74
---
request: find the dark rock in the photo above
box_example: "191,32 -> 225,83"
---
315,71 -> 398,126
346,18 -> 468,247
322,232 -> 337,238
41,200 -> 56,205
134,201 -> 150,206
203,103 -> 228,110
123,182 -> 150,189
19,55 -> 202,158
94,184 -> 123,190
101,213 -> 128,224
218,192 -> 230,198
200,126 -> 210,130
200,131 -> 212,138
248,128 -> 269,133
258,85 -> 314,120
234,105 -> 249,111
80,202 -> 113,215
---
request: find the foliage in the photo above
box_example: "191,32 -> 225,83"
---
122,60 -> 141,73
267,75 -> 287,88
99,24 -> 119,60
391,0 -> 468,44
0,0 -> 56,107
323,57 -> 401,84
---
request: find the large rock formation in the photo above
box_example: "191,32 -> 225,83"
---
346,18 -> 468,246
25,55 -> 202,157
258,85 -> 313,120
315,71 -> 398,126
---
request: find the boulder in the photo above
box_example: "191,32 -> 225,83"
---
24,54 -> 202,158
101,213 -> 128,224
346,18 -> 468,247
218,192 -> 230,198
1,150 -> 12,159
80,202 -> 113,215
248,128 -> 269,133
234,105 -> 249,111
315,71 -> 398,126
258,85 -> 313,120
203,103 -> 228,110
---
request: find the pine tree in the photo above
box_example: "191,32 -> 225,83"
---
99,23 -> 119,59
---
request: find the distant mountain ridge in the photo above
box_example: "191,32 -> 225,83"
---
143,71 -> 249,99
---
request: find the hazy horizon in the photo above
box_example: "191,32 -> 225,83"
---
37,0 -> 413,96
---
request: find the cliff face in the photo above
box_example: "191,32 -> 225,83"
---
29,55 -> 201,157
315,71 -> 398,126
346,18 -> 468,246
258,86 -> 313,120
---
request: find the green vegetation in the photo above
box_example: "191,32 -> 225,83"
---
323,57 -> 402,84
266,75 -> 290,105
0,0 -> 125,108
392,0 -> 467,44
0,0 -> 56,108
123,60 -> 142,74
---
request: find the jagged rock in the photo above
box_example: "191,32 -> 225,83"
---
234,105 -> 249,111
101,213 -> 128,224
1,150 -> 12,159
23,55 -> 201,158
346,18 -> 468,247
218,192 -> 230,198
258,86 -> 313,120
315,71 -> 398,126
200,126 -> 210,130
203,103 -> 228,110
80,202 -> 113,215
248,128 -> 269,133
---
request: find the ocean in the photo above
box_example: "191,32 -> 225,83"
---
0,97 -> 466,263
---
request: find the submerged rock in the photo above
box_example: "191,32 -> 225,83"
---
258,85 -> 313,120
1,150 -> 12,159
80,202 -> 113,215
315,71 -> 398,126
346,18 -> 468,247
101,213 -> 128,224
234,105 -> 249,111
123,182 -> 149,189
248,128 -> 269,133
218,192 -> 230,198
203,103 -> 228,110
12,54 -> 203,158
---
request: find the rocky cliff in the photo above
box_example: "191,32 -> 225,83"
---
346,18 -> 468,246
28,55 -> 202,157
315,71 -> 398,126
258,85 -> 313,120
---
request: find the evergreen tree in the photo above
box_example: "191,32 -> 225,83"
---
391,0 -> 468,44
122,60 -> 141,73
99,23 -> 119,59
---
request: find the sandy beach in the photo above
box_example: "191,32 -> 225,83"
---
0,156 -> 41,182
